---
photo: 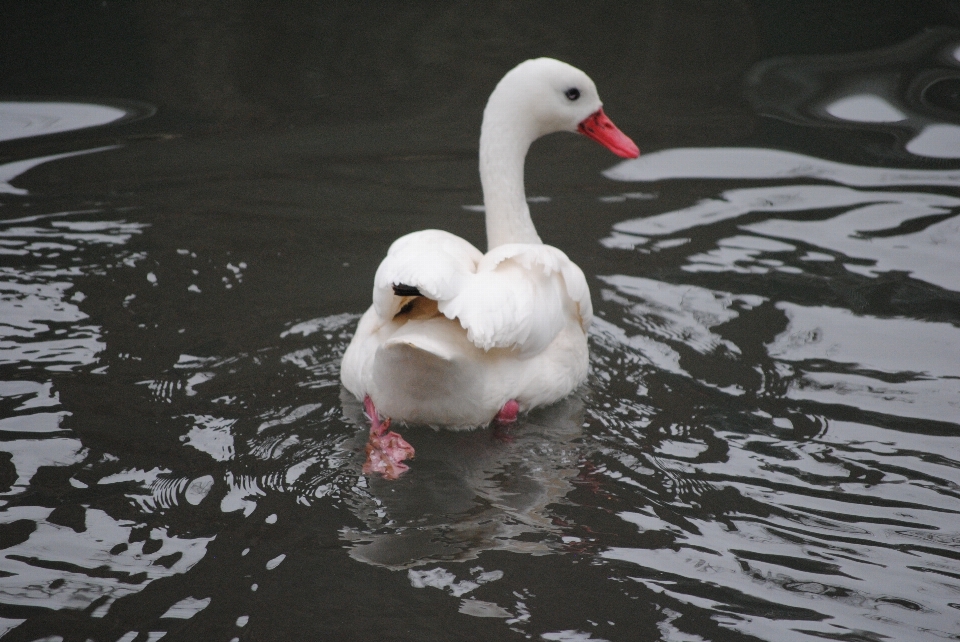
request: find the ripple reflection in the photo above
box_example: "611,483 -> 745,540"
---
592,142 -> 960,640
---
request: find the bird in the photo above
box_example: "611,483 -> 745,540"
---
340,58 -> 639,478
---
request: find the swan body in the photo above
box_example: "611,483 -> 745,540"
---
341,58 -> 638,431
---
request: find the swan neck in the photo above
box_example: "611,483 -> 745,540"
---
479,116 -> 541,250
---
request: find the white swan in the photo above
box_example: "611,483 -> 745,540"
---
340,58 -> 638,475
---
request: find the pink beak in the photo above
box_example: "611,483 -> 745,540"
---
577,108 -> 640,159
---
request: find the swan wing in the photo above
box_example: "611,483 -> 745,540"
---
372,229 -> 484,320
439,243 -> 593,355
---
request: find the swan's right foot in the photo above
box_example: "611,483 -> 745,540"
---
491,399 -> 520,442
362,396 -> 414,480
494,399 -> 519,424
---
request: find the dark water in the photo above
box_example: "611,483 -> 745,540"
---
2,2 -> 960,640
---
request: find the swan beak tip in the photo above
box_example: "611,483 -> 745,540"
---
578,108 -> 640,159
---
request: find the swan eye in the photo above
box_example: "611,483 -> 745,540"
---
565,87 -> 580,101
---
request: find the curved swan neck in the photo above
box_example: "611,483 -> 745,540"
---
479,99 -> 542,250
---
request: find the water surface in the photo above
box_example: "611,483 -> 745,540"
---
1,3 -> 959,641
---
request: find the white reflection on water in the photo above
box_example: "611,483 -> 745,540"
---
745,28 -> 960,159
905,123 -> 960,159
0,386 -> 213,614
0,148 -> 119,196
0,213 -> 146,371
824,93 -> 907,122
181,414 -> 236,461
595,275 -> 764,387
0,436 -> 83,492
0,506 -> 210,612
0,200 -> 216,616
161,596 -> 212,619
604,147 -> 960,187
605,150 -> 960,292
592,144 -> 960,641
603,493 -> 960,642
588,325 -> 960,642
0,98 -> 134,195
769,304 -> 960,423
0,102 -> 127,142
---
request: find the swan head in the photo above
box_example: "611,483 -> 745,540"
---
483,58 -> 639,158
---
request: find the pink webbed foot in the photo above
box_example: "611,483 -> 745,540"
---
495,399 -> 520,424
362,396 -> 414,480
492,399 -> 520,442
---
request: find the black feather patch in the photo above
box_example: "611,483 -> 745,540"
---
393,283 -> 421,297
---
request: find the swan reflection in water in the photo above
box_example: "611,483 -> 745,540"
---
339,391 -> 585,569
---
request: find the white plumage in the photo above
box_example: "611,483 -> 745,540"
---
341,58 -> 638,429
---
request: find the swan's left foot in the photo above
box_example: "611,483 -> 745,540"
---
362,396 -> 414,480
